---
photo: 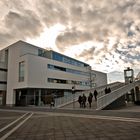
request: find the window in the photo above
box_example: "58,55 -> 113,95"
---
0,68 -> 7,72
0,81 -> 7,84
52,52 -> 63,61
19,61 -> 25,82
48,64 -> 90,76
92,83 -> 96,87
38,49 -> 46,57
38,49 -> 43,56
48,78 -> 66,84
48,78 -> 90,86
52,52 -> 88,68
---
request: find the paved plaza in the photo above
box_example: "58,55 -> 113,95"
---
0,105 -> 140,140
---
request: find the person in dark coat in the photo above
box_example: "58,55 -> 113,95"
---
108,87 -> 111,93
82,94 -> 87,108
94,90 -> 98,101
105,87 -> 108,94
78,95 -> 82,108
105,87 -> 111,94
50,97 -> 55,108
89,92 -> 93,98
88,94 -> 92,108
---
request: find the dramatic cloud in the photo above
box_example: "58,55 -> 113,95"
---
0,0 -> 43,48
76,47 -> 95,61
5,10 -> 43,37
56,29 -> 93,51
55,0 -> 140,49
35,0 -> 69,26
0,0 -> 140,78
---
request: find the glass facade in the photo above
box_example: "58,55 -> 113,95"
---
52,52 -> 89,67
48,78 -> 90,86
19,61 -> 25,82
15,89 -> 64,106
48,64 -> 90,76
38,49 -> 45,57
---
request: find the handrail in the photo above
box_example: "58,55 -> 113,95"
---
55,92 -> 82,108
85,82 -> 121,93
55,82 -> 125,108
97,80 -> 140,110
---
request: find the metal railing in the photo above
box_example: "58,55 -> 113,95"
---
55,92 -> 82,108
55,82 -> 125,108
97,82 -> 125,98
97,80 -> 140,110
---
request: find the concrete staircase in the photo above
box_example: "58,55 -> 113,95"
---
97,80 -> 140,110
55,81 -> 125,109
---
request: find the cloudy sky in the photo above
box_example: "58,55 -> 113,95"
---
0,0 -> 140,82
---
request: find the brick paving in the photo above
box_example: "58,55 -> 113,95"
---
61,99 -> 97,110
0,108 -> 140,140
5,114 -> 140,140
0,111 -> 24,131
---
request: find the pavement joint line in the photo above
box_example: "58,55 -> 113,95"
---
0,108 -> 140,122
0,116 -> 21,120
7,133 -> 49,138
0,109 -> 29,113
37,112 -> 140,123
0,112 -> 28,133
0,112 -> 33,140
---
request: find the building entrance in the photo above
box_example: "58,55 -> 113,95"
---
15,88 -> 64,106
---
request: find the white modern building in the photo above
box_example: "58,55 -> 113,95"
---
0,41 -> 107,106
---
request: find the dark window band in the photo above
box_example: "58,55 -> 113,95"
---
48,64 -> 90,76
48,78 -> 90,86
0,68 -> 7,72
0,81 -> 7,84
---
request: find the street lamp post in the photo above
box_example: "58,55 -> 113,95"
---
72,85 -> 75,108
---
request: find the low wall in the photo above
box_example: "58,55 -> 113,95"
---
103,95 -> 126,110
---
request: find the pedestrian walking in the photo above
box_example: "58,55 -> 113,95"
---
78,95 -> 82,108
82,94 -> 87,108
50,97 -> 55,108
105,87 -> 108,94
88,94 -> 92,108
108,87 -> 111,93
89,92 -> 93,99
94,89 -> 98,101
105,87 -> 111,94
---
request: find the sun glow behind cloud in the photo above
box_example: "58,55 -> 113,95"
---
64,41 -> 94,59
26,23 -> 66,50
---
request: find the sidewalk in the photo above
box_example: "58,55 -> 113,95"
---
61,98 -> 97,110
0,107 -> 140,140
